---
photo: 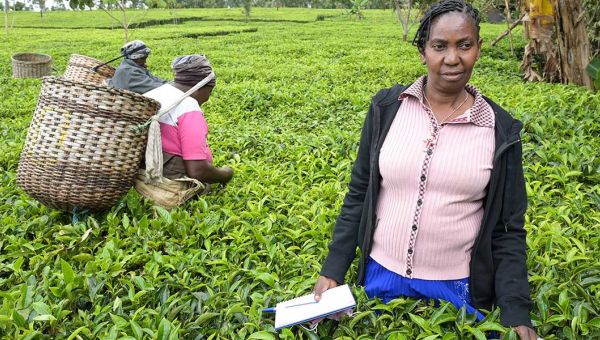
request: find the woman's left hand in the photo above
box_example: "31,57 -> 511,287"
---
513,325 -> 539,340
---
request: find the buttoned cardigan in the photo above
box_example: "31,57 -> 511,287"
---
320,83 -> 533,327
371,77 -> 496,280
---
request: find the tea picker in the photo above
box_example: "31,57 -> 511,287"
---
134,54 -> 233,208
106,40 -> 167,94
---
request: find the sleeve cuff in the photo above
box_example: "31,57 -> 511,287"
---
499,300 -> 533,328
182,153 -> 210,161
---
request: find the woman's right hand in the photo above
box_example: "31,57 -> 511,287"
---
219,166 -> 234,183
313,275 -> 338,302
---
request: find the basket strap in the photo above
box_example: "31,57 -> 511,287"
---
133,72 -> 215,132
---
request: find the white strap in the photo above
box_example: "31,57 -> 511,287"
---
156,72 -> 215,116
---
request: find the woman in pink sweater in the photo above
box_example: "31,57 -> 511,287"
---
314,1 -> 538,339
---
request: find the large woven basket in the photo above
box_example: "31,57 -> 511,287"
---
12,53 -> 52,78
17,76 -> 160,212
63,54 -> 116,85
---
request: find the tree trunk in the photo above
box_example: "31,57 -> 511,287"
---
393,0 -> 412,42
552,0 -> 593,88
4,0 -> 9,34
521,0 -> 593,89
120,0 -> 128,43
521,0 -> 559,82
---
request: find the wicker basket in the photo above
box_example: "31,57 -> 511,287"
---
63,54 -> 116,85
12,53 -> 52,78
17,76 -> 160,212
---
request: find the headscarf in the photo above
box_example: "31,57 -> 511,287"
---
121,40 -> 151,60
171,54 -> 217,87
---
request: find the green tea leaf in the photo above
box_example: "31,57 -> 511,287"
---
61,259 -> 75,285
33,314 -> 56,321
248,331 -> 276,340
157,318 -> 171,340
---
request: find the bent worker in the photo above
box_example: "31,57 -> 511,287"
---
107,40 -> 166,94
136,54 -> 233,208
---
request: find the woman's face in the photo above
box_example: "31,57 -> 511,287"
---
420,11 -> 482,93
133,57 -> 148,69
193,86 -> 214,105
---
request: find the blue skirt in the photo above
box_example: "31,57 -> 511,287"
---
364,257 -> 484,321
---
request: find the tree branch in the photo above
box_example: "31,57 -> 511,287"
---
491,17 -> 524,47
101,7 -> 123,25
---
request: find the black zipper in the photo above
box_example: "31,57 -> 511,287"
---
493,139 -> 520,163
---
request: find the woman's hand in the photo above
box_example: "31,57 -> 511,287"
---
183,160 -> 234,184
308,276 -> 343,327
513,325 -> 539,340
313,275 -> 338,302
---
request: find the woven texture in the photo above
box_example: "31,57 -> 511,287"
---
17,76 -> 160,211
135,170 -> 206,209
12,53 -> 52,78
63,54 -> 116,85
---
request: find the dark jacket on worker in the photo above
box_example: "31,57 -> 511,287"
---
108,59 -> 166,94
320,83 -> 533,328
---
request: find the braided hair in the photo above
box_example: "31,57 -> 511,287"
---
412,0 -> 481,50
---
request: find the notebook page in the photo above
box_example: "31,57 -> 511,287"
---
274,284 -> 356,329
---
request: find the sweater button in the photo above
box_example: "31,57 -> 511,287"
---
420,175 -> 426,182
417,199 -> 422,206
406,269 -> 412,275
427,149 -> 433,156
412,224 -> 417,231
408,248 -> 413,254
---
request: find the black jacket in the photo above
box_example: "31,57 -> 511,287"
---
321,84 -> 533,327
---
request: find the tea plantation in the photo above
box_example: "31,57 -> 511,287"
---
1,8 -> 599,339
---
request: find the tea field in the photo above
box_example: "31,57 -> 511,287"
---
1,8 -> 599,340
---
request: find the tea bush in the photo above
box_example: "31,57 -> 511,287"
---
1,9 -> 599,340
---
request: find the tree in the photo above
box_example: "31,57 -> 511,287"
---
349,0 -> 367,19
33,0 -> 46,17
242,0 -> 252,18
4,0 -> 8,34
70,0 -> 150,42
520,0 -> 593,89
392,0 -> 415,41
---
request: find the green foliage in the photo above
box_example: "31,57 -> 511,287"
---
14,1 -> 25,10
587,57 -> 600,89
69,0 -> 93,10
1,8 -> 599,339
348,0 -> 367,19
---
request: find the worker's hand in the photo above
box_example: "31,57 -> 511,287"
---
308,276 -> 344,328
219,166 -> 234,183
313,275 -> 338,302
513,325 -> 539,340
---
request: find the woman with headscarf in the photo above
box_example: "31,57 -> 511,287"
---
312,1 -> 538,339
108,40 -> 166,94
141,54 -> 233,200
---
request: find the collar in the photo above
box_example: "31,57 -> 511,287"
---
399,76 -> 495,128
123,58 -> 146,70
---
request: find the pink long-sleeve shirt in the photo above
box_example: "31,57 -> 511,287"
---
144,84 -> 213,162
370,76 -> 495,280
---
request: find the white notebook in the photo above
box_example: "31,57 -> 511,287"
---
274,284 -> 356,330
